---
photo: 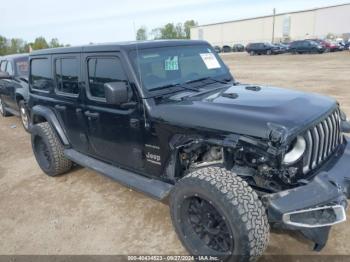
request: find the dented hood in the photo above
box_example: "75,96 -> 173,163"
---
148,85 -> 337,143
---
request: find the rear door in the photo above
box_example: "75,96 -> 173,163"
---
1,60 -> 17,110
0,60 -> 7,101
82,52 -> 145,172
51,53 -> 89,154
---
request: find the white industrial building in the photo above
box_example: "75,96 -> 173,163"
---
190,3 -> 350,46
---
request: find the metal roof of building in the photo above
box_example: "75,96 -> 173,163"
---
193,3 -> 350,28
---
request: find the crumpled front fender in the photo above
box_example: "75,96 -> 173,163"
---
263,138 -> 350,251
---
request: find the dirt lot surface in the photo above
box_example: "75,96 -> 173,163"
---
0,52 -> 350,256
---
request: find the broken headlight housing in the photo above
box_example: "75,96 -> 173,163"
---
282,136 -> 306,165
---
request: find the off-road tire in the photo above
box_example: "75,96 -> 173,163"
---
0,96 -> 11,117
31,122 -> 72,176
18,100 -> 30,132
170,167 -> 269,262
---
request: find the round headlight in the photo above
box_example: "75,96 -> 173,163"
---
340,110 -> 348,121
282,136 -> 306,165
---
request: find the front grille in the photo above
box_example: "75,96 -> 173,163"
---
303,109 -> 343,174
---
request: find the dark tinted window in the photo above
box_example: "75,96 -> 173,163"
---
0,61 -> 7,72
5,61 -> 13,75
31,58 -> 52,91
55,58 -> 79,95
15,58 -> 29,76
87,57 -> 127,99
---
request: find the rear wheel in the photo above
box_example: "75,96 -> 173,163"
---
0,96 -> 11,117
19,100 -> 30,132
170,167 -> 269,261
31,122 -> 72,176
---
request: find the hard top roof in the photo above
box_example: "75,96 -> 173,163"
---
30,40 -> 209,56
1,53 -> 29,60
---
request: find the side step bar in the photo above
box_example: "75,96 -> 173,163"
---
64,149 -> 173,201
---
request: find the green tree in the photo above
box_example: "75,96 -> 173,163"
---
175,23 -> 185,39
150,28 -> 162,40
9,38 -> 24,54
49,38 -> 63,48
32,37 -> 49,50
136,27 -> 148,41
0,35 -> 8,55
184,20 -> 198,39
160,23 -> 178,39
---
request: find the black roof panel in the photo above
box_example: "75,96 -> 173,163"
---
30,40 -> 209,56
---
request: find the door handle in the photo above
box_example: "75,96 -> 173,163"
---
84,111 -> 99,118
55,105 -> 66,111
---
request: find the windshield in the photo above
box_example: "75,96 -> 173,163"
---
129,45 -> 231,91
15,57 -> 29,76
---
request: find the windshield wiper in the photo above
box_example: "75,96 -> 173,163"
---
185,76 -> 231,85
150,83 -> 200,92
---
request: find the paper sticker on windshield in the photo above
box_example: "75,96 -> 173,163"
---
165,56 -> 179,71
200,53 -> 221,69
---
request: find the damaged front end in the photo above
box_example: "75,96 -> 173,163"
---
167,106 -> 350,251
263,137 -> 350,251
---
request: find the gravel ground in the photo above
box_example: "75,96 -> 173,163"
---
0,51 -> 349,256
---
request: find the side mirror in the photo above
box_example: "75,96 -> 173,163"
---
104,82 -> 130,105
0,72 -> 11,80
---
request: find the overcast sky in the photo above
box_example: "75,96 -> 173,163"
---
0,0 -> 347,45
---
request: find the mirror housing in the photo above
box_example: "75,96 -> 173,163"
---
104,82 -> 130,105
0,72 -> 11,80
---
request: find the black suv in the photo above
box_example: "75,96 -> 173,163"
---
245,42 -> 281,55
0,54 -> 30,131
28,40 -> 350,260
289,40 -> 325,54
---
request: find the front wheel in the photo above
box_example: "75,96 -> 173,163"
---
170,167 -> 269,261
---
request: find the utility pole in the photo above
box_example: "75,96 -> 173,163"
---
272,8 -> 276,43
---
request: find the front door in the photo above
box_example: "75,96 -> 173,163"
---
1,60 -> 17,110
82,53 -> 145,172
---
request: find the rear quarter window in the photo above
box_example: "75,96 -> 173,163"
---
30,58 -> 53,91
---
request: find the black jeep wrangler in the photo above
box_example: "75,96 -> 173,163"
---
28,40 -> 350,261
0,54 -> 30,131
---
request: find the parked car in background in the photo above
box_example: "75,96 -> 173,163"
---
245,42 -> 282,55
274,43 -> 289,53
344,40 -> 350,50
232,44 -> 245,52
289,40 -> 325,54
213,45 -> 222,53
222,45 -> 232,53
0,54 -> 30,131
330,41 -> 345,51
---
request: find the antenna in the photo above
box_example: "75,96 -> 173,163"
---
133,21 -> 150,129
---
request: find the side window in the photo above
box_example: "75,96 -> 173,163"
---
0,61 -> 7,72
31,58 -> 52,91
6,61 -> 13,75
87,57 -> 127,99
55,58 -> 79,95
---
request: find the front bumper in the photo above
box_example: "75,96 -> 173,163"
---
263,138 -> 350,251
